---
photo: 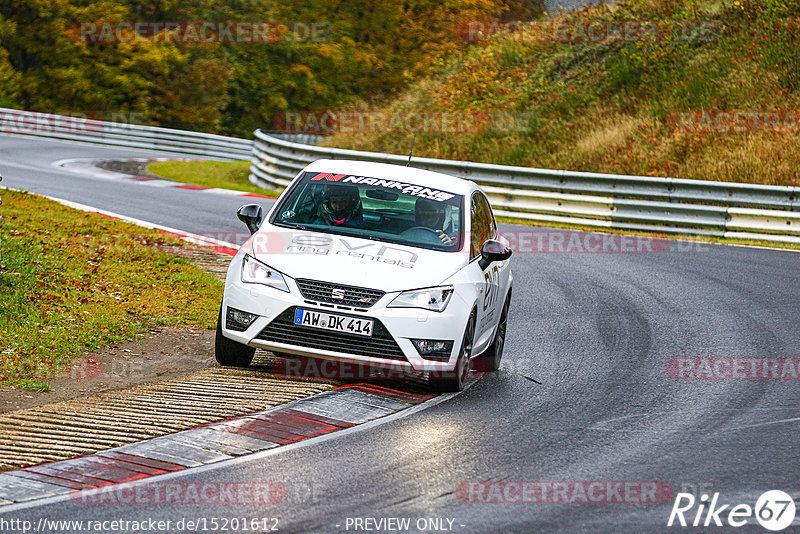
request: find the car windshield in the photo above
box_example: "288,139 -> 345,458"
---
270,171 -> 464,251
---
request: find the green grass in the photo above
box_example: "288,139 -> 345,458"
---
325,0 -> 800,187
0,189 -> 223,389
15,379 -> 51,392
148,160 -> 281,197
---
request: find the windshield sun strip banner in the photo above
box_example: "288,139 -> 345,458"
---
309,172 -> 457,202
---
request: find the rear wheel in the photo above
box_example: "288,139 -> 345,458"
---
214,306 -> 255,368
483,292 -> 511,371
431,311 -> 475,393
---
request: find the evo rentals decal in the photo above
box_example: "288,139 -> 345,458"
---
286,235 -> 419,269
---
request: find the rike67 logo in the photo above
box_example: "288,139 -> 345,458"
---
668,490 -> 796,531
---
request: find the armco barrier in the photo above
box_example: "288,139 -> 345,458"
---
1,108 -> 796,245
250,129 -> 800,244
0,108 -> 253,160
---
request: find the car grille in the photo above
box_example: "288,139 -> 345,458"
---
420,353 -> 452,362
295,279 -> 385,309
255,307 -> 406,361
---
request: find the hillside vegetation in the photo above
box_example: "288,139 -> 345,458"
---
325,0 -> 800,186
0,0 -> 542,137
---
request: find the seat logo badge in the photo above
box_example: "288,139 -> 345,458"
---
331,288 -> 346,300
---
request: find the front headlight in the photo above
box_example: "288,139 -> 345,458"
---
241,254 -> 289,292
387,285 -> 454,312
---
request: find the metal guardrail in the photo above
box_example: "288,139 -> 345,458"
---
250,129 -> 800,245
2,107 -> 795,245
0,108 -> 253,160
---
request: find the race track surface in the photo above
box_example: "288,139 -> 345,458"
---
0,136 -> 253,239
1,135 -> 798,533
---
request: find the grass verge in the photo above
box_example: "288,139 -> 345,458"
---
147,160 -> 281,197
0,189 -> 223,389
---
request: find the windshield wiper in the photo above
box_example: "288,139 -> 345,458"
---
273,221 -> 305,230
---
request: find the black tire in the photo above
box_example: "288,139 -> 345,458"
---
431,311 -> 476,393
483,292 -> 511,372
214,307 -> 255,368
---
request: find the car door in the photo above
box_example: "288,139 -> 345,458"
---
469,191 -> 503,350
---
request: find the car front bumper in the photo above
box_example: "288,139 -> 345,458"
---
221,273 -> 472,373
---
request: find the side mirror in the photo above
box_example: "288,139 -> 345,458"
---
237,204 -> 263,234
478,239 -> 512,270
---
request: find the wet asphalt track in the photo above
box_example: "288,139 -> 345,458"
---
1,135 -> 799,533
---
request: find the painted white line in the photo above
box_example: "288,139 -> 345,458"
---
51,157 -> 276,199
724,243 -> 800,254
730,416 -> 800,430
724,230 -> 800,245
53,158 -> 134,180
202,187 -> 258,196
588,407 -> 800,433
5,188 -> 239,252
136,179 -> 189,188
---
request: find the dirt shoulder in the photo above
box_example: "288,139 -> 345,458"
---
0,236 -> 231,413
0,326 -> 216,413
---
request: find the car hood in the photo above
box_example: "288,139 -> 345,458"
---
243,227 -> 467,293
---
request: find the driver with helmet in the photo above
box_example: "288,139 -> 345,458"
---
415,197 -> 455,246
316,185 -> 364,227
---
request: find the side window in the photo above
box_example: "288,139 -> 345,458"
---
470,195 -> 480,257
470,192 -> 494,258
482,193 -> 496,237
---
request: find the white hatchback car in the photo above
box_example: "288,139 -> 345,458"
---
216,159 -> 512,391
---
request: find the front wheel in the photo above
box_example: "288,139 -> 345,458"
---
214,307 -> 255,368
431,311 -> 475,393
483,292 -> 511,371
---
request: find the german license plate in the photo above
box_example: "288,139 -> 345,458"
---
293,309 -> 373,337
